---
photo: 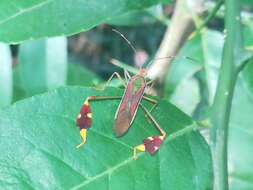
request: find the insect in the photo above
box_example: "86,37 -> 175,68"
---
75,29 -> 167,159
75,68 -> 166,159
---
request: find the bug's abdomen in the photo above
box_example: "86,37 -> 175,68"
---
76,100 -> 92,129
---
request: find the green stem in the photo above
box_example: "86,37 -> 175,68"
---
196,0 -> 224,33
210,0 -> 241,190
237,54 -> 253,73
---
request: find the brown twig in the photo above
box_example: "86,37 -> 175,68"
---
147,0 -> 205,96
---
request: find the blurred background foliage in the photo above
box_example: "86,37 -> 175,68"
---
2,2 -> 251,112
0,0 -> 253,189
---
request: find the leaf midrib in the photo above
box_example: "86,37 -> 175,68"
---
3,102 -> 197,190
69,123 -> 197,190
0,0 -> 53,26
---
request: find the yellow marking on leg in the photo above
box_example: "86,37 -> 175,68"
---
133,144 -> 145,160
84,99 -> 89,106
87,113 -> 92,118
83,97 -> 91,106
154,146 -> 159,151
76,129 -> 87,148
77,113 -> 81,119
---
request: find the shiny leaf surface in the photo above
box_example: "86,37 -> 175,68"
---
0,0 -> 171,43
0,87 -> 212,190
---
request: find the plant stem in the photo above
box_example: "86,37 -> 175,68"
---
210,0 -> 241,190
194,0 -> 224,35
147,0 -> 204,96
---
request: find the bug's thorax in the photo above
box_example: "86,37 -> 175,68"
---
129,67 -> 147,88
127,75 -> 147,93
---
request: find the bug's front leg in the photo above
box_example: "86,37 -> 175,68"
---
145,80 -> 156,96
96,71 -> 126,91
76,96 -> 121,148
133,104 -> 166,160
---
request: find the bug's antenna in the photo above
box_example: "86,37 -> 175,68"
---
111,29 -> 199,70
112,29 -> 137,55
145,56 -> 175,69
145,55 -> 199,69
112,28 -> 145,69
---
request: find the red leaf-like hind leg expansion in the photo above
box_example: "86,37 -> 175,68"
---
75,95 -> 122,148
133,104 -> 166,160
76,96 -> 93,148
133,135 -> 165,160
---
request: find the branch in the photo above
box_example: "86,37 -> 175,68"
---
236,52 -> 253,73
193,0 -> 224,35
147,0 -> 205,96
210,0 -> 242,189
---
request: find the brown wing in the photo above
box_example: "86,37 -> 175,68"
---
114,108 -> 132,137
114,76 -> 146,137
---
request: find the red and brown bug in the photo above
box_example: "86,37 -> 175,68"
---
75,67 -> 166,159
75,29 -> 169,159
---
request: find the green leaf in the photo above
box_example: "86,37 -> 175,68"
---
13,37 -> 67,100
13,62 -> 101,102
108,5 -> 164,26
242,59 -> 253,93
170,77 -> 200,115
229,78 -> 253,190
228,33 -> 253,189
243,20 -> 253,47
67,64 -> 101,87
166,34 -> 203,98
165,30 -> 223,116
0,87 -> 212,190
164,34 -> 203,115
0,0 -> 171,44
199,29 -> 224,102
193,27 -> 253,190
0,42 -> 12,107
241,0 -> 253,10
45,37 -> 67,90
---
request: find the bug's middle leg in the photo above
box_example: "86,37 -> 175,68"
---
143,96 -> 158,114
142,96 -> 158,126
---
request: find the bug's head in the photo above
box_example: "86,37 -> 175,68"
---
137,68 -> 147,77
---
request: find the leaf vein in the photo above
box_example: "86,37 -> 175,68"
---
22,135 -> 87,179
69,123 -> 197,190
0,0 -> 53,26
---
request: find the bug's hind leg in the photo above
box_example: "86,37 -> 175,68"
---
76,129 -> 87,148
133,136 -> 165,160
132,104 -> 166,159
75,96 -> 121,148
75,96 -> 93,148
